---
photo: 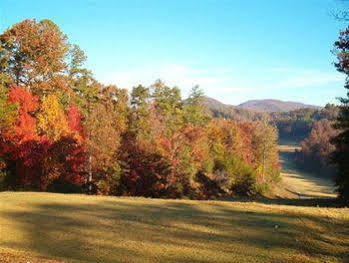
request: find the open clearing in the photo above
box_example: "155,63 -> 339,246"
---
277,144 -> 336,199
0,192 -> 348,263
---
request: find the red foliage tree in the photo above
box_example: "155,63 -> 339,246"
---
298,120 -> 338,171
119,135 -> 176,198
67,105 -> 85,139
1,86 -> 86,190
7,85 -> 38,142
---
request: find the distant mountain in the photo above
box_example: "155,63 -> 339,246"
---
200,97 -> 321,120
201,96 -> 228,110
237,99 -> 320,113
201,97 -> 262,121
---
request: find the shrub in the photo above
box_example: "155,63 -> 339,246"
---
231,166 -> 257,197
47,178 -> 83,193
213,155 -> 257,196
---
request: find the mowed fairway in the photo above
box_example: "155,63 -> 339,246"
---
278,144 -> 336,199
0,192 -> 348,263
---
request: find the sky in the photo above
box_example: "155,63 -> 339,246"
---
0,0 -> 348,106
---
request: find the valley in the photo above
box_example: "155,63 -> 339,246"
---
277,144 -> 336,199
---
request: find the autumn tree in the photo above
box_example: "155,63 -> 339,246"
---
252,116 -> 279,183
0,48 -> 17,134
84,85 -> 128,194
0,85 -> 17,135
37,94 -> 70,141
7,85 -> 39,142
0,19 -> 70,96
0,86 -> 41,188
205,120 -> 259,196
0,86 -> 86,190
0,83 -> 16,187
123,83 -> 212,198
298,120 -> 338,171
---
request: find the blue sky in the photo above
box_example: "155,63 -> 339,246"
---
1,0 -> 348,105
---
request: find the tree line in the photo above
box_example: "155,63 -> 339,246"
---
270,105 -> 339,142
295,119 -> 338,177
206,98 -> 340,143
0,19 -> 280,199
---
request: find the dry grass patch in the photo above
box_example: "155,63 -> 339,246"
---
0,192 -> 348,263
277,144 -> 336,199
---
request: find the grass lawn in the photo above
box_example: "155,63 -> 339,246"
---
277,145 -> 336,199
0,192 -> 348,263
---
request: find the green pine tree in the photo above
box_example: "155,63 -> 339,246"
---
331,27 -> 349,202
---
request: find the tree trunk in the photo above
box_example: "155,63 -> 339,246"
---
88,154 -> 92,194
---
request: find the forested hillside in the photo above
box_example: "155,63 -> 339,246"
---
202,97 -> 341,181
238,99 -> 320,113
270,104 -> 339,141
0,18 -> 348,203
202,96 -> 263,121
0,19 -> 280,199
295,119 -> 338,177
203,96 -> 339,142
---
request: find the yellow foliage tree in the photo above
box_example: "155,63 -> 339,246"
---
37,94 -> 70,141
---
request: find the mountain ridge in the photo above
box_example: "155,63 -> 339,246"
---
202,97 -> 320,113
238,99 -> 320,113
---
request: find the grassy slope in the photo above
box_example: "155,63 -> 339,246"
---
277,144 -> 336,199
0,192 -> 348,263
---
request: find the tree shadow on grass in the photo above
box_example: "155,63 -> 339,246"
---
214,195 -> 346,208
1,196 -> 348,263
